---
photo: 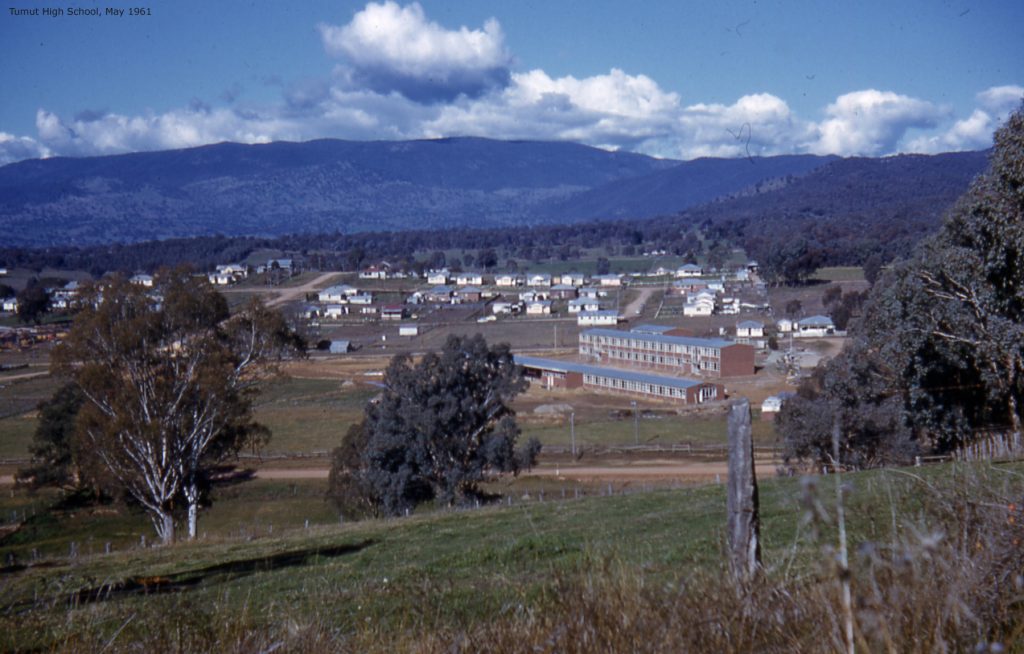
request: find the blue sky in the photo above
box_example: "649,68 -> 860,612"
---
1,0 -> 1021,164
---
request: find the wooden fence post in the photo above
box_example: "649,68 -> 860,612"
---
727,398 -> 761,579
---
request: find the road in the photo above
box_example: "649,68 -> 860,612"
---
622,285 -> 658,318
219,272 -> 340,308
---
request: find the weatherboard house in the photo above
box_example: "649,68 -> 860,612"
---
578,328 -> 754,378
515,355 -> 723,405
796,315 -> 836,338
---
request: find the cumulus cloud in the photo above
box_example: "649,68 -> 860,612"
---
810,90 -> 948,156
0,2 -> 1020,166
905,85 -> 1024,153
317,1 -> 511,102
0,132 -> 50,166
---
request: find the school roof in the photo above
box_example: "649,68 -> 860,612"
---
630,324 -> 675,334
514,356 -> 706,390
580,328 -> 735,348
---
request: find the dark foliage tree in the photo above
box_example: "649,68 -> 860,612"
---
327,421 -> 379,519
861,105 -> 1024,449
863,253 -> 884,286
782,103 -> 1024,461
53,271 -> 303,543
777,344 -> 917,469
343,334 -> 539,516
16,282 -> 50,324
596,257 -> 611,275
16,383 -> 90,491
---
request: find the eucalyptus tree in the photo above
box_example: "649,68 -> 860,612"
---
341,334 -> 539,516
53,271 -> 302,543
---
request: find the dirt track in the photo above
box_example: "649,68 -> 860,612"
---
248,460 -> 779,482
218,272 -> 340,308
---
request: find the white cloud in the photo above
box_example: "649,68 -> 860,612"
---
0,132 -> 50,165
810,90 -> 948,156
0,3 -> 1019,166
317,1 -> 511,102
977,85 -> 1024,122
905,85 -> 1024,154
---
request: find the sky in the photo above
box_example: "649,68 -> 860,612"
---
0,0 -> 1022,165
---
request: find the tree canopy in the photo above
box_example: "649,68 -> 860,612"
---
778,103 -> 1024,464
52,270 -> 302,543
331,334 -> 539,517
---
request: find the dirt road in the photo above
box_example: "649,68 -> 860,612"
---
219,272 -> 341,308
622,286 -> 657,318
247,459 -> 779,482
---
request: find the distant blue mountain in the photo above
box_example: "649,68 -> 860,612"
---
0,137 -> 980,247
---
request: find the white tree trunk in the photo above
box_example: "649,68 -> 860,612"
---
187,501 -> 198,540
153,510 -> 175,545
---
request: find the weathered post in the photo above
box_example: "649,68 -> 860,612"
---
727,398 -> 761,579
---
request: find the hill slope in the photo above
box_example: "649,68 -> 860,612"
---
0,138 -> 838,247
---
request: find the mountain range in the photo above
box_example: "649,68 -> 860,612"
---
0,137 -> 988,248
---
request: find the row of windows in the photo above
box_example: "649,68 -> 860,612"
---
585,337 -> 720,358
581,335 -> 723,357
581,373 -> 689,399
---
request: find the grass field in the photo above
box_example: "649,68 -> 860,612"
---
2,461 -> 1020,651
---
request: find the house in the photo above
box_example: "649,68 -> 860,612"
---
491,300 -> 522,315
318,285 -> 359,303
527,273 -> 552,287
1,297 -> 17,312
736,320 -> 765,339
746,261 -> 760,274
217,263 -> 247,277
776,318 -> 794,333
329,340 -> 352,354
525,300 -> 552,315
592,274 -> 623,287
425,285 -> 455,303
549,284 -> 578,300
381,305 -> 406,320
718,297 -> 740,315
456,272 -> 483,286
494,273 -> 522,287
359,262 -> 390,279
760,392 -> 796,420
516,355 -> 723,405
399,323 -> 419,337
426,269 -> 450,285
559,272 -> 586,287
567,298 -> 600,314
683,292 -> 715,317
322,305 -> 345,319
796,315 -> 836,337
675,263 -> 703,278
347,293 -> 374,305
453,286 -> 482,303
578,286 -> 605,299
299,304 -> 320,319
577,310 -> 619,326
736,320 -> 765,347
0,268 -> 7,276
520,289 -> 551,302
130,274 -> 154,287
208,272 -> 235,286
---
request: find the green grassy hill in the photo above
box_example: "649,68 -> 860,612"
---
3,461 -> 1021,652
